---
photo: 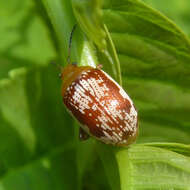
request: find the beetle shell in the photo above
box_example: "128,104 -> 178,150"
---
61,64 -> 138,146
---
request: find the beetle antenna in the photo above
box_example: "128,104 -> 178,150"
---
67,24 -> 77,64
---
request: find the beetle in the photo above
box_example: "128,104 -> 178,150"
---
60,26 -> 138,146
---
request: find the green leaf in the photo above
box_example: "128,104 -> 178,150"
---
98,143 -> 190,190
0,148 -> 78,190
143,143 -> 190,157
102,0 -> 190,142
118,144 -> 190,190
0,0 -> 56,79
142,0 -> 190,35
125,78 -> 190,143
0,66 -> 75,175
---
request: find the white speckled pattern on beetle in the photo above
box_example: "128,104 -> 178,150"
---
63,68 -> 138,146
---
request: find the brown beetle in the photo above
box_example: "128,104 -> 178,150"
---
61,64 -> 138,146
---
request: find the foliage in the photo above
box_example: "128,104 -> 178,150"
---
0,0 -> 190,189
143,0 -> 190,36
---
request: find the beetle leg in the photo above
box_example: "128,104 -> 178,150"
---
79,127 -> 90,141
